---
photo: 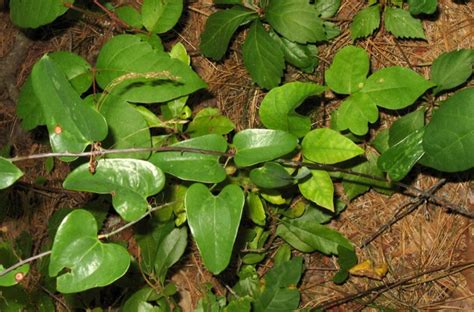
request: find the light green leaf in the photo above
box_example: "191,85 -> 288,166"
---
233,129 -> 298,167
0,158 -> 23,190
185,183 -> 245,274
408,0 -> 437,15
200,7 -> 258,60
378,129 -> 425,181
361,66 -> 434,109
250,162 -> 294,189
431,49 -> 473,95
335,92 -> 379,136
10,0 -> 74,28
242,21 -> 284,89
96,34 -> 206,103
302,128 -> 364,164
351,4 -> 380,40
169,42 -> 191,65
0,264 -> 29,287
298,170 -> 334,211
31,55 -> 107,158
265,0 -> 326,43
49,210 -> 130,293
325,45 -> 369,95
259,82 -> 325,137
389,109 -> 425,146
116,5 -> 143,29
150,134 -> 227,183
422,88 -> 474,172
49,51 -> 92,94
141,0 -> 183,33
314,0 -> 340,18
122,287 -> 161,312
63,159 -> 165,221
246,193 -> 266,226
186,108 -> 235,138
384,7 -> 425,39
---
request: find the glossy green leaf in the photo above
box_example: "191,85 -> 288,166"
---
276,217 -> 353,254
384,7 -> 425,39
246,193 -> 266,226
302,128 -> 364,164
259,82 -> 325,137
49,210 -> 130,293
200,7 -> 258,60
10,0 -> 74,28
361,66 -> 434,109
351,4 -> 380,40
233,129 -> 298,167
186,108 -> 235,138
431,49 -> 473,95
378,129 -> 425,181
298,170 -> 334,211
116,5 -> 143,29
185,183 -> 245,274
150,134 -> 227,183
408,0 -> 437,15
389,109 -> 425,146
63,159 -> 165,221
96,34 -> 206,103
335,92 -> 378,136
422,88 -> 474,172
0,158 -> 23,190
265,0 -> 326,43
142,0 -> 183,33
314,0 -> 340,18
250,162 -> 294,189
242,21 -> 284,89
30,55 -> 107,158
325,45 -> 370,95
49,51 -> 93,94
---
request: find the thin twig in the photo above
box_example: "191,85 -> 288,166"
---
0,250 -> 52,278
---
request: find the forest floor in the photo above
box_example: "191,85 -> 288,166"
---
0,0 -> 473,310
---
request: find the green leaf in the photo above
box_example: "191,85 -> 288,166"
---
384,7 -> 425,39
0,158 -> 23,190
96,34 -> 206,103
372,128 -> 390,154
185,183 -> 245,274
246,193 -> 266,226
49,51 -> 93,94
169,42 -> 191,65
10,0 -> 74,28
325,45 -> 369,95
323,21 -> 341,40
0,286 -> 28,311
149,134 -> 227,183
63,159 -> 165,221
298,170 -> 334,211
335,92 -> 379,136
233,129 -> 298,167
0,242 -> 30,287
302,128 -> 364,164
30,55 -> 107,158
265,0 -> 326,43
259,82 -> 325,137
408,0 -> 437,15
333,246 -> 357,284
141,0 -> 183,33
116,5 -> 143,29
314,0 -> 340,18
16,77 -> 44,131
276,218 -> 353,254
422,88 -> 474,172
200,7 -> 258,60
250,162 -> 294,189
388,109 -> 425,146
378,129 -> 425,181
186,108 -> 235,138
242,21 -> 284,89
99,94 -> 151,159
431,49 -> 474,95
351,4 -> 380,40
122,287 -> 161,311
49,209 -> 130,293
361,66 -> 434,109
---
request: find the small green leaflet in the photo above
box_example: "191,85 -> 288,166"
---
122,287 -> 161,311
246,192 -> 266,226
384,7 -> 425,39
49,210 -> 130,293
63,159 -> 165,221
200,7 -> 258,60
259,82 -> 325,137
335,92 -> 379,136
422,88 -> 474,172
351,4 -> 380,40
141,0 -> 183,34
250,162 -> 294,189
298,170 -> 334,211
186,107 -> 235,137
10,0 -> 74,28
115,5 -> 143,29
242,21 -> 285,90
408,0 -> 437,15
0,264 -> 29,287
431,49 -> 473,95
185,183 -> 245,274
265,0 -> 326,44
314,0 -> 341,18
0,158 -> 23,190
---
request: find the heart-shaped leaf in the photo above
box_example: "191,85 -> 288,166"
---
185,183 -> 245,274
149,134 -> 228,183
10,0 -> 74,28
49,209 -> 130,293
259,82 -> 325,137
63,159 -> 165,221
0,158 -> 23,190
233,129 -> 298,167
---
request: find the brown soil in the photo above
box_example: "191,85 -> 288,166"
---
0,0 -> 473,311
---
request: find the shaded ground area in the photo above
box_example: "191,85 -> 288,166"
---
0,0 -> 473,310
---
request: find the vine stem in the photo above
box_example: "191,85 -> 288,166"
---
0,203 -> 172,278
